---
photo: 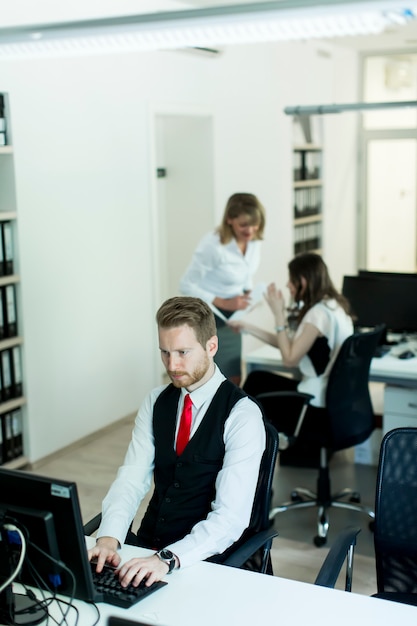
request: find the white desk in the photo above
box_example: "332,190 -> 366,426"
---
244,344 -> 417,436
19,540 -> 417,625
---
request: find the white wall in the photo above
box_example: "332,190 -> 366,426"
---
0,39 -> 359,462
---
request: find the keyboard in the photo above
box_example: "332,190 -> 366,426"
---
90,562 -> 167,608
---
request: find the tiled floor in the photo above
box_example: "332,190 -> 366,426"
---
30,415 -> 378,596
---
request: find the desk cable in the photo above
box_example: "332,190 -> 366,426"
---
0,517 -> 100,626
0,523 -> 26,594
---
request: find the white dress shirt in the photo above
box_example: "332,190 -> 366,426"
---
98,366 -> 266,568
179,231 -> 262,304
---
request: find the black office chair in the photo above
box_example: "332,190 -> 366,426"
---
259,325 -> 385,546
215,420 -> 279,573
243,368 -> 316,465
372,427 -> 417,605
249,390 -> 313,453
84,420 -> 280,575
314,525 -> 361,591
314,428 -> 417,605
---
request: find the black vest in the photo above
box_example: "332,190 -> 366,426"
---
136,380 -> 246,549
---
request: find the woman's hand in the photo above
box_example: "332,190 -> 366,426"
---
264,283 -> 286,323
213,293 -> 251,312
227,319 -> 247,333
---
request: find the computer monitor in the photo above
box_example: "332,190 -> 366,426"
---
342,274 -> 417,335
358,269 -> 417,281
0,467 -> 98,603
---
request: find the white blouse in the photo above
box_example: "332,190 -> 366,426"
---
180,231 -> 262,304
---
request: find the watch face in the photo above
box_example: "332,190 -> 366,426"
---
160,549 -> 174,560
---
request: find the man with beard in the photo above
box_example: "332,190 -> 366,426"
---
88,296 -> 265,587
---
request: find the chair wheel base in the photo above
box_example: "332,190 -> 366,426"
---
349,492 -> 361,503
314,535 -> 327,547
291,491 -> 302,502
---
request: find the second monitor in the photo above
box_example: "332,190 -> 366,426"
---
342,273 -> 417,336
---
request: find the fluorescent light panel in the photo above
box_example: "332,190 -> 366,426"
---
0,1 -> 415,58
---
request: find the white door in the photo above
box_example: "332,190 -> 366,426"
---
155,114 -> 215,303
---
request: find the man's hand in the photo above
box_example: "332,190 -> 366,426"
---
117,554 -> 170,588
88,536 -> 121,572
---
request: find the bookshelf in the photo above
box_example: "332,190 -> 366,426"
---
292,117 -> 323,256
0,92 -> 27,469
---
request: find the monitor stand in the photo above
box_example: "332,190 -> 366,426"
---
0,586 -> 48,625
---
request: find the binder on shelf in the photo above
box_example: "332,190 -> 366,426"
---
293,150 -> 303,181
11,409 -> 23,458
2,221 -> 14,275
0,358 -> 3,403
294,186 -> 322,219
0,94 -> 6,147
11,345 -> 22,398
1,349 -> 13,402
305,150 -> 322,180
0,288 -> 5,341
293,147 -> 322,182
0,231 -> 4,277
4,284 -> 17,337
294,222 -> 322,254
0,417 -> 3,464
1,412 -> 14,462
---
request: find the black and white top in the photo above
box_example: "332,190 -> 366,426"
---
296,299 -> 353,407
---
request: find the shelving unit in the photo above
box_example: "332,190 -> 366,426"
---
292,117 -> 323,256
0,92 -> 27,469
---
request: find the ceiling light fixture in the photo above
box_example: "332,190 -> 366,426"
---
0,1 -> 415,59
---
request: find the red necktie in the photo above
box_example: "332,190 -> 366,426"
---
176,394 -> 193,456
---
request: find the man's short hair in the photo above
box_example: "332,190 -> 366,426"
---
156,296 -> 217,347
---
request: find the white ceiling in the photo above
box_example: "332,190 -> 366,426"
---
1,0 -> 417,53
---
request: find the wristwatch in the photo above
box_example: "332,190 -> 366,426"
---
155,548 -> 176,574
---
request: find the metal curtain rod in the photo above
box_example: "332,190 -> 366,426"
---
284,100 -> 417,115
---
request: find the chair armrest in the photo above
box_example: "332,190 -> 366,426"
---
83,512 -> 102,536
221,528 -> 279,569
255,391 -> 314,444
314,526 -> 361,591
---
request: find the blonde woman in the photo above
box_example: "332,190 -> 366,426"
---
180,192 -> 266,385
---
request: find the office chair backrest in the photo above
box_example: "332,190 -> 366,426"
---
249,420 -> 279,532
374,427 -> 417,595
325,324 -> 385,451
208,419 -> 279,572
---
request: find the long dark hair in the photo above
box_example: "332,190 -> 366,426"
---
288,253 -> 351,323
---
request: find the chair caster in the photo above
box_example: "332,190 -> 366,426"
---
349,492 -> 361,503
314,535 -> 327,547
291,491 -> 302,502
369,520 -> 375,532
